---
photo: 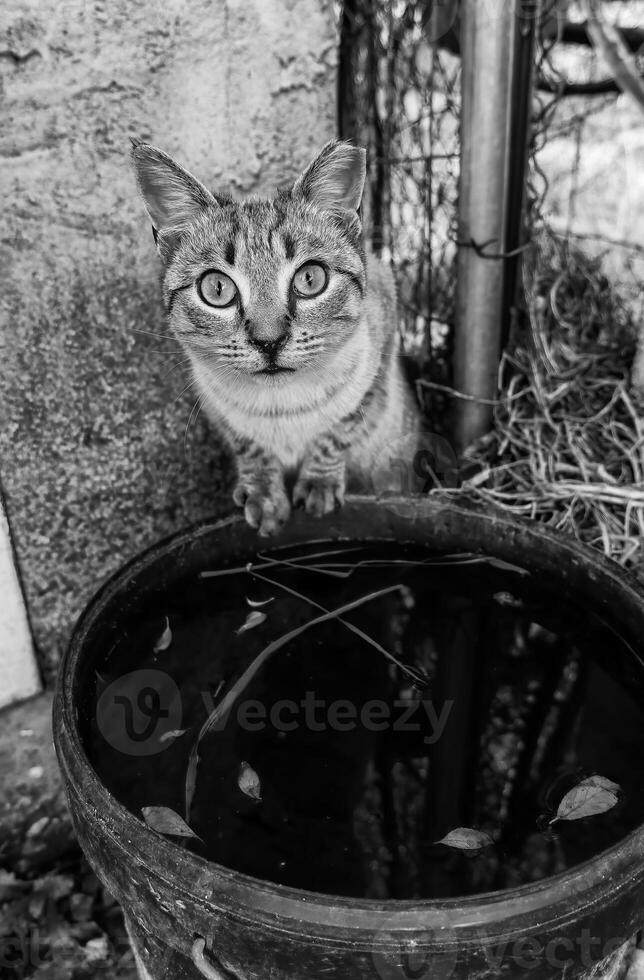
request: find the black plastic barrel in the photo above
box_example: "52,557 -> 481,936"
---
53,496 -> 644,979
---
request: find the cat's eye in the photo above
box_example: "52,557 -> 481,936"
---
198,270 -> 238,308
292,262 -> 328,298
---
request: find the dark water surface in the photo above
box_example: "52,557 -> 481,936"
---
86,544 -> 644,899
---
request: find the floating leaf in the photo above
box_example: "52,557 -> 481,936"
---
550,775 -> 621,825
493,591 -> 523,608
238,761 -> 262,802
437,828 -> 494,851
246,596 -> 274,608
236,610 -> 267,634
142,806 -> 200,839
153,616 -> 172,652
585,775 -> 620,794
158,728 -> 187,744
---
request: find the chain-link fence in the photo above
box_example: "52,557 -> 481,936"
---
338,0 -> 643,365
338,0 -> 461,398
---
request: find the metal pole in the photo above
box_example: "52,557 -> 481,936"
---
454,0 -> 535,451
502,0 -> 542,350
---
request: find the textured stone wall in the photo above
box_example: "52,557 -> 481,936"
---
0,0 -> 337,682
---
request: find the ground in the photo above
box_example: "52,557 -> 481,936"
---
0,693 -> 137,978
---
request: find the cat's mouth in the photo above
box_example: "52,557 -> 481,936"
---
254,366 -> 296,376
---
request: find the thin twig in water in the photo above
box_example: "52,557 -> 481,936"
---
199,547 -> 367,580
250,568 -> 426,686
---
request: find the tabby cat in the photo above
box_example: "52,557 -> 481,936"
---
132,139 -> 420,535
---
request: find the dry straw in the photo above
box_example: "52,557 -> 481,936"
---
448,233 -> 644,573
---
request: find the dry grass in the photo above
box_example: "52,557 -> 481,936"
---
452,233 -> 644,572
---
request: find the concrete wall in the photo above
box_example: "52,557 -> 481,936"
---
0,0 -> 337,684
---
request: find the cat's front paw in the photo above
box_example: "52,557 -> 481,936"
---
233,480 -> 291,536
293,472 -> 345,518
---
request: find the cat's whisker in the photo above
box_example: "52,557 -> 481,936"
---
175,362 -> 237,404
184,391 -> 209,452
174,377 -> 202,404
163,357 -> 195,382
305,364 -> 334,396
134,328 -> 176,342
182,363 -> 240,450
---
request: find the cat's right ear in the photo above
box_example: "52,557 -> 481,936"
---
293,140 -> 366,214
130,140 -> 218,258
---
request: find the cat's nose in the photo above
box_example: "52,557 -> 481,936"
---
245,316 -> 290,358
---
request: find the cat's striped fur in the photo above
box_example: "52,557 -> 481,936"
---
132,139 -> 420,534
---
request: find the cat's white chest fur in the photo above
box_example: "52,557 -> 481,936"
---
190,327 -> 375,470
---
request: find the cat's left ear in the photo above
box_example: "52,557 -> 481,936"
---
130,139 -> 218,257
293,140 -> 366,213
